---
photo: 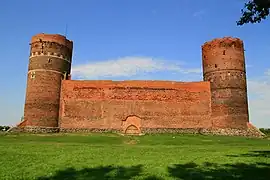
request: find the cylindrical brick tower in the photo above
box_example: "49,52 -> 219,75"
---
23,33 -> 73,130
202,37 -> 249,129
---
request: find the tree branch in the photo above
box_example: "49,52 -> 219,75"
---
237,0 -> 270,25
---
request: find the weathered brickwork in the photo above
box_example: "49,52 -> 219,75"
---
23,33 -> 73,128
59,80 -> 212,132
17,33 -> 259,137
202,37 -> 249,129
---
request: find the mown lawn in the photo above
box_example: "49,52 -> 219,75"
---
0,133 -> 269,180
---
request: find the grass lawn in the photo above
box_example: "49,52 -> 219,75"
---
0,133 -> 269,180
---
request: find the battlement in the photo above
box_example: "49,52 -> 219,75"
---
202,37 -> 244,51
62,80 -> 210,92
31,33 -> 73,50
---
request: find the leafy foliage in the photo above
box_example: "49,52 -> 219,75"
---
259,128 -> 270,135
237,0 -> 270,25
0,126 -> 10,131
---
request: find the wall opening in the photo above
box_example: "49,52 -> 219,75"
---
30,71 -> 35,79
223,50 -> 226,55
125,125 -> 140,135
215,64 -> 217,68
122,115 -> 142,135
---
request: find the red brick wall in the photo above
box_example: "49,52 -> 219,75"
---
202,37 -> 249,129
59,80 -> 212,131
23,33 -> 73,128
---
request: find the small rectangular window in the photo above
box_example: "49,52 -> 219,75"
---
30,72 -> 35,79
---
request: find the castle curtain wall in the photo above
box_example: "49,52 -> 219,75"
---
59,80 -> 212,131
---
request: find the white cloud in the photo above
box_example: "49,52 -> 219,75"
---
71,56 -> 201,79
247,73 -> 270,128
264,69 -> 270,76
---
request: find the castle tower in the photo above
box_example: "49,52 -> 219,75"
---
202,37 -> 249,129
23,33 -> 73,130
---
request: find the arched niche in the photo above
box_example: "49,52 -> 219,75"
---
122,115 -> 142,135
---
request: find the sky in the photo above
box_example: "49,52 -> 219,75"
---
0,0 -> 270,128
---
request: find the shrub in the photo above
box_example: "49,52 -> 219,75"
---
259,128 -> 270,135
0,126 -> 10,131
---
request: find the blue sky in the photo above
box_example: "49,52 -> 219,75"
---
1,0 -> 270,128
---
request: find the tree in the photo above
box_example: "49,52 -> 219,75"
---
237,0 -> 270,25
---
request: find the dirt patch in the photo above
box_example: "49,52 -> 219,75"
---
202,140 -> 213,142
123,139 -> 139,145
33,134 -> 60,136
58,132 -> 121,137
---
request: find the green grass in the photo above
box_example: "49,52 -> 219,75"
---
0,133 -> 269,180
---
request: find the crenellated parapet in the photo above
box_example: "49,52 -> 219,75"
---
202,37 -> 244,51
30,33 -> 73,49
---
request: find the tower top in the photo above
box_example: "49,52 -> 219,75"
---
30,33 -> 73,50
202,37 -> 244,50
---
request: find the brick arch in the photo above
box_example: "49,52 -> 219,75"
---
125,125 -> 140,135
122,115 -> 142,135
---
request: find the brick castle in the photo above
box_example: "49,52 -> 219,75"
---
15,33 -> 263,136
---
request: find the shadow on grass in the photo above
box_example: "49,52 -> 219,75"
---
227,150 -> 270,158
37,165 -> 161,180
36,162 -> 270,180
168,162 -> 270,180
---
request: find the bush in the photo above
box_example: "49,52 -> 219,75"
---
259,128 -> 270,135
0,126 -> 10,131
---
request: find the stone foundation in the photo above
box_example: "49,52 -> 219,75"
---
142,127 -> 265,138
59,128 -> 120,133
8,126 -> 265,138
9,126 -> 59,133
59,127 -> 264,138
203,128 -> 265,138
